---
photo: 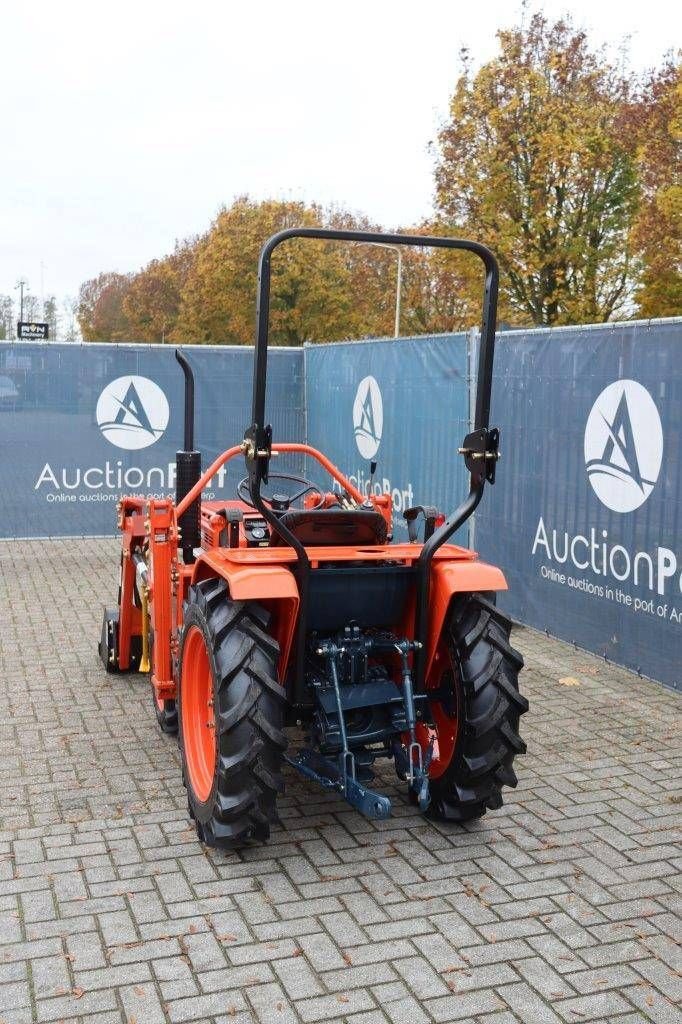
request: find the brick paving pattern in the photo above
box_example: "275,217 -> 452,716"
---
0,538 -> 680,1024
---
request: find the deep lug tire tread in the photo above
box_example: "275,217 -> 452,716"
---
426,592 -> 527,824
179,579 -> 286,849
153,697 -> 179,734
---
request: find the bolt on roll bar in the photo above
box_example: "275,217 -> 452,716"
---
242,228 -> 501,698
247,228 -> 498,440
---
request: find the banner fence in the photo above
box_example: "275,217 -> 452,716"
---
474,320 -> 680,691
1,319 -> 678,688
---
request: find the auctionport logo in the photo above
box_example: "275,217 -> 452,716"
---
532,375 -> 679,614
353,375 -> 383,459
584,379 -> 663,514
96,375 -> 169,450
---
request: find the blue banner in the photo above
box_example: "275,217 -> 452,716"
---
0,343 -> 303,537
475,321 -> 681,690
1,321 -> 678,689
304,334 -> 470,541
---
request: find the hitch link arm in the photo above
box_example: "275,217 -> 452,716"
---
391,639 -> 431,810
286,639 -> 391,820
317,642 -> 355,785
394,641 -> 423,785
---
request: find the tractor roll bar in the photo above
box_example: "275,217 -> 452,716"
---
248,228 -> 498,441
244,228 -> 498,526
243,228 -> 500,700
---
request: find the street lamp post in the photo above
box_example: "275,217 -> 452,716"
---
393,248 -> 402,339
14,278 -> 27,340
364,242 -> 403,338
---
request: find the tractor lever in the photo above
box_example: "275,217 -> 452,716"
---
224,508 -> 243,548
403,505 -> 442,543
362,459 -> 378,507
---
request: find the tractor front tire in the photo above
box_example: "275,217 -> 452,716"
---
178,579 -> 286,848
153,695 -> 178,734
425,592 -> 527,823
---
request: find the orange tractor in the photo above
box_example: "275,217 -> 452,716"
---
99,228 -> 527,848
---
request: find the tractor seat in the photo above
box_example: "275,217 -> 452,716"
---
269,507 -> 388,547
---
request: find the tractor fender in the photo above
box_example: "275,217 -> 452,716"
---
425,559 -> 508,679
191,552 -> 299,677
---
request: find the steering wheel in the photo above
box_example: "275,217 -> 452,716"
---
237,473 -> 326,514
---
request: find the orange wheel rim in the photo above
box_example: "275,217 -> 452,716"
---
181,626 -> 216,803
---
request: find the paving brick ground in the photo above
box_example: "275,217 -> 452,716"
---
0,537 -> 680,1024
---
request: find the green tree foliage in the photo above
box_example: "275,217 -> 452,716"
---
42,297 -> 59,340
397,225 -> 490,335
435,14 -> 641,325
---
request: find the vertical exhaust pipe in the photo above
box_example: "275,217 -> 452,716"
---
174,349 -> 201,563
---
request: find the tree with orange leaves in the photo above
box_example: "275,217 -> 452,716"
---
435,14 -> 641,325
629,60 -> 681,318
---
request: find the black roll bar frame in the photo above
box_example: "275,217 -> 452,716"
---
242,228 -> 500,701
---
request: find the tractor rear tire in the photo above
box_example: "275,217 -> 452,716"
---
425,592 -> 527,823
178,579 -> 286,848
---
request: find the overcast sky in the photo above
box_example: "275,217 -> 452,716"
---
2,0 -> 679,309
